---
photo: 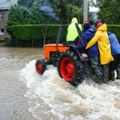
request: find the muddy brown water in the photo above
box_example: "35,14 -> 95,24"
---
0,47 -> 41,120
0,47 -> 120,120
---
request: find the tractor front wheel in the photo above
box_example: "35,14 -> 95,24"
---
36,60 -> 46,74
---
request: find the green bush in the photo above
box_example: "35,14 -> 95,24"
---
7,24 -> 68,45
107,25 -> 120,41
7,24 -> 120,47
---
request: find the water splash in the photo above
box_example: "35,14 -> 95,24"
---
20,60 -> 120,120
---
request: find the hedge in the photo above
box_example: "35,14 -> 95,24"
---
7,24 -> 68,45
7,24 -> 120,47
107,25 -> 120,41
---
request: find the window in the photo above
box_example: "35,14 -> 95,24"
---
0,29 -> 4,35
0,14 -> 4,20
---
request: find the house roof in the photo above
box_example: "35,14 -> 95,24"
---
0,7 -> 9,11
0,0 -> 17,10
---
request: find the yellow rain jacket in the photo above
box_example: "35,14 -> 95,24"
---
66,18 -> 82,42
86,24 -> 114,65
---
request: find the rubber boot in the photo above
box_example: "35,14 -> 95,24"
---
103,64 -> 109,82
109,70 -> 115,81
116,68 -> 120,79
97,74 -> 104,84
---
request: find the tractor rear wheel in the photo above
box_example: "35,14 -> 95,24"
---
36,60 -> 46,74
58,51 -> 85,86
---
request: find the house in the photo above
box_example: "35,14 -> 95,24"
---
0,8 -> 10,41
0,0 -> 17,42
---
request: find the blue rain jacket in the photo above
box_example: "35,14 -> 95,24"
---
108,32 -> 120,55
77,28 -> 99,57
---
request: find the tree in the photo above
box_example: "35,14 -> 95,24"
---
6,5 -> 29,27
17,0 -> 58,24
96,0 -> 120,24
29,0 -> 58,24
50,0 -> 83,23
17,0 -> 34,8
8,0 -> 84,25
66,4 -> 83,23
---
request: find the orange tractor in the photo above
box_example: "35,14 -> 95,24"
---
35,43 -> 91,86
35,26 -> 92,86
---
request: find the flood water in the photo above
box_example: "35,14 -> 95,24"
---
0,47 -> 120,120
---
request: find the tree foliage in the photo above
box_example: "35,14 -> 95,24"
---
17,0 -> 34,8
7,0 -> 84,29
6,1 -> 58,28
7,5 -> 29,27
50,0 -> 83,23
29,3 -> 58,24
17,0 -> 83,24
96,0 -> 120,24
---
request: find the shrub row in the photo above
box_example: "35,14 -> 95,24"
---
107,25 -> 120,41
7,24 -> 120,46
7,24 -> 68,45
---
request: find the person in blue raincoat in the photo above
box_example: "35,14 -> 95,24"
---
108,32 -> 120,80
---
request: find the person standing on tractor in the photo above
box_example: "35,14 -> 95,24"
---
86,21 -> 114,82
75,21 -> 104,83
108,32 -> 120,80
66,17 -> 82,45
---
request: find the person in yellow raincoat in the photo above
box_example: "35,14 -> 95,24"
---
66,17 -> 82,44
86,21 -> 114,82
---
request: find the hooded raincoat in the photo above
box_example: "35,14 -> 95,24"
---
66,18 -> 82,42
86,24 -> 114,65
108,32 -> 120,55
77,28 -> 99,57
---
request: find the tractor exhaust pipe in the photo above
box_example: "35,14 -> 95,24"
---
56,23 -> 62,49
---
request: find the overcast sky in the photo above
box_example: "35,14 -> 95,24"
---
0,0 -> 17,8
